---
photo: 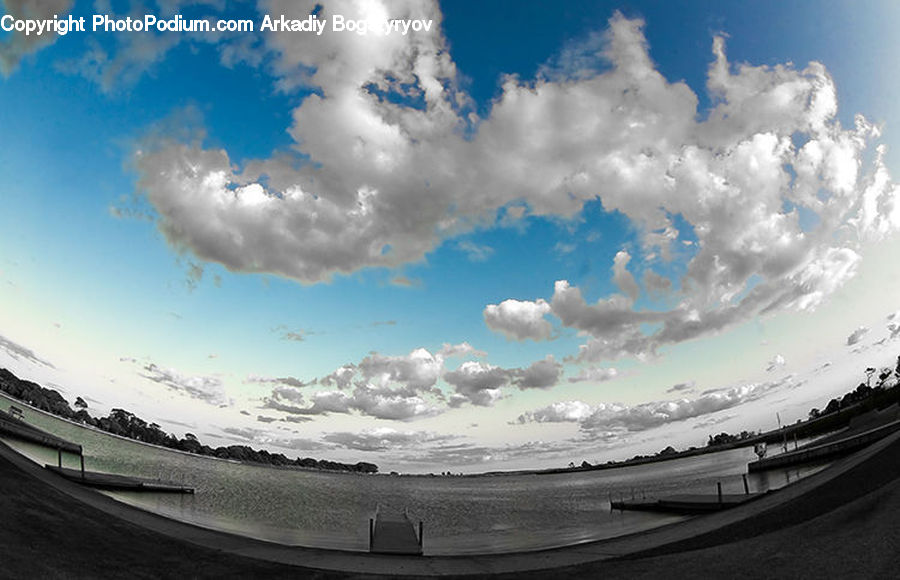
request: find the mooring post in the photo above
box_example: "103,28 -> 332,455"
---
418,521 -> 423,548
717,481 -> 723,505
742,473 -> 749,495
369,518 -> 374,550
57,447 -> 62,468
80,453 -> 85,479
608,492 -> 613,512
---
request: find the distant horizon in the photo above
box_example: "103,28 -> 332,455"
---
3,0 -> 900,473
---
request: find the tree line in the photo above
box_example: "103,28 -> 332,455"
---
0,368 -> 378,474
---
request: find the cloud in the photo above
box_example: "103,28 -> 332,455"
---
260,347 -> 454,420
0,0 -> 73,76
846,326 -> 870,346
55,0 -> 238,92
517,380 -> 782,433
0,334 -> 55,368
437,342 -> 486,359
568,366 -> 618,383
643,269 -> 672,295
766,354 -> 786,372
611,250 -> 640,302
456,240 -> 494,262
319,365 -> 356,389
443,361 -> 508,407
483,298 -> 553,341
273,325 -> 312,342
281,415 -> 313,424
514,400 -> 594,424
139,363 -> 228,405
665,381 -> 695,394
512,355 -> 562,390
219,425 -> 329,451
888,323 -> 900,341
322,427 -> 457,452
246,375 -> 316,390
394,439 -> 582,467
443,355 -> 562,405
356,348 -> 443,395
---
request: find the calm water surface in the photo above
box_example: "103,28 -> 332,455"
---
1,394 -> 829,555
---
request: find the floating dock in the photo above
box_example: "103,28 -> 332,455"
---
369,506 -> 423,555
612,492 -> 763,514
44,465 -> 195,494
748,418 -> 900,473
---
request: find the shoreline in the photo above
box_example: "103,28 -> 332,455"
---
0,387 -> 865,480
1,427 -> 898,577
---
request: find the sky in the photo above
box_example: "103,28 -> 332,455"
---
2,0 -> 900,473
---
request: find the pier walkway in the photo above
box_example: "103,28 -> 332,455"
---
369,506 -> 423,555
44,465 -> 194,494
748,416 -> 900,472
612,492 -> 763,514
0,408 -> 82,455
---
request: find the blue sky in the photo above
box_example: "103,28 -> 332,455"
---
2,0 -> 900,472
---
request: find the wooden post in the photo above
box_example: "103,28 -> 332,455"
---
418,521 -> 423,548
80,453 -> 85,479
57,447 -> 62,468
742,473 -> 749,495
369,518 -> 374,550
717,481 -> 723,505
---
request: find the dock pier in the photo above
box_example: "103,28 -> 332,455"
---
369,506 -> 423,555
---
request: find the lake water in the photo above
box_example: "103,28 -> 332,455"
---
1,394 -> 829,555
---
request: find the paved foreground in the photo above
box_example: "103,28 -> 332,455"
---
1,431 -> 899,579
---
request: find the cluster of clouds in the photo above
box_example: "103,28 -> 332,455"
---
121,2 -> 898,372
515,378 -> 792,435
249,343 -> 564,421
138,362 -> 229,406
17,2 -> 895,362
0,333 -> 55,368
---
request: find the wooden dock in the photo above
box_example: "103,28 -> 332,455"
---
369,506 -> 423,555
0,409 -> 83,455
45,465 -> 195,494
611,492 -> 763,514
748,418 -> 900,473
